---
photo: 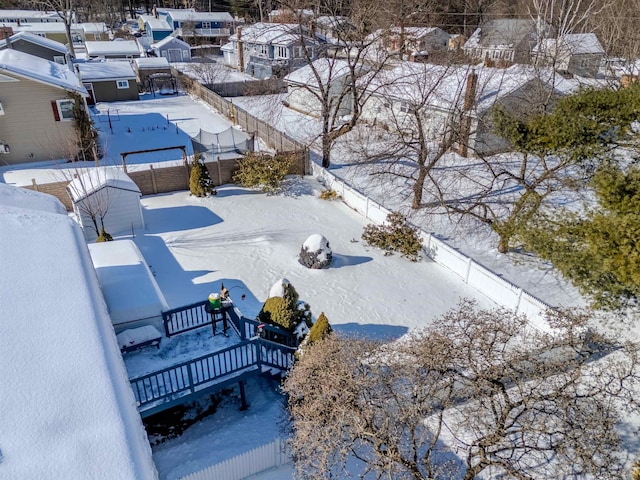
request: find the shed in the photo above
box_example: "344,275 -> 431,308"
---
151,35 -> 191,62
88,239 -> 169,333
134,56 -> 171,86
67,168 -> 145,242
76,61 -> 139,103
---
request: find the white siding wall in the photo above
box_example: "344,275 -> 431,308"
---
75,187 -> 144,242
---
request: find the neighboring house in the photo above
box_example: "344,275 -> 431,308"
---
0,8 -> 62,23
0,49 -> 89,165
134,56 -> 171,86
464,18 -> 553,64
151,35 -> 191,62
0,183 -> 157,480
76,61 -> 139,104
138,14 -> 173,42
372,26 -> 450,56
313,15 -> 354,43
67,168 -> 145,242
10,21 -> 108,46
159,8 -> 234,45
449,33 -> 467,51
0,31 -> 70,64
360,62 -> 581,157
85,40 -> 141,59
222,22 -> 324,79
284,58 -> 354,118
532,33 -> 605,78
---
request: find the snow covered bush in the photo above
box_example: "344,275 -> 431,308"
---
189,157 -> 216,197
258,278 -> 312,332
299,234 -> 332,269
232,152 -> 292,194
362,212 -> 422,261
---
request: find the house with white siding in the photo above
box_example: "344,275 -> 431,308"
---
532,33 -> 605,78
222,22 -> 324,79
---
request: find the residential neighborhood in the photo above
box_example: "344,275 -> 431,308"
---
2,1 -> 640,479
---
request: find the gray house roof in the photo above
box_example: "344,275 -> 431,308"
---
466,19 -> 550,48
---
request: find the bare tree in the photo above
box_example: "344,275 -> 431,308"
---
283,300 -> 640,479
30,0 -> 78,57
275,0 -> 401,168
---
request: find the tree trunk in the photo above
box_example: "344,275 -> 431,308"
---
322,132 -> 331,168
412,164 -> 426,209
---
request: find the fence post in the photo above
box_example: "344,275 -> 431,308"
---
465,257 -> 472,283
149,164 -> 158,194
187,363 -> 195,394
31,178 -> 39,192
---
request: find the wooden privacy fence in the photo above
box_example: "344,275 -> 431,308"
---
180,437 -> 289,480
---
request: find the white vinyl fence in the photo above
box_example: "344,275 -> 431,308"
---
312,164 -> 552,331
180,437 -> 288,480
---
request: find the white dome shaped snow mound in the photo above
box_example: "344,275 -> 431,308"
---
299,234 -> 332,269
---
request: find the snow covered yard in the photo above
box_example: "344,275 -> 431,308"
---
130,177 -> 500,479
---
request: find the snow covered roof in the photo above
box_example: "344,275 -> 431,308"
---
152,35 -> 189,50
80,22 -> 108,34
0,182 -> 66,214
366,62 -> 583,113
0,185 -> 157,480
0,9 -> 60,20
232,22 -> 311,45
165,10 -> 233,22
134,56 -> 171,69
85,40 -> 141,57
14,22 -> 73,33
0,31 -> 68,53
464,18 -> 548,49
77,61 -> 137,81
535,33 -> 605,56
68,168 -> 141,202
89,240 -> 169,325
284,58 -> 352,86
0,49 -> 86,94
139,14 -> 173,31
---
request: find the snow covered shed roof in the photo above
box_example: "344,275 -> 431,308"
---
67,168 -> 141,202
0,49 -> 86,94
134,56 -> 171,70
85,40 -> 141,57
0,31 -> 68,53
139,14 -> 173,31
89,240 -> 169,325
77,61 -> 137,81
165,10 -> 233,22
0,185 -> 157,480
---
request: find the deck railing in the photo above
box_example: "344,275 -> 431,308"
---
129,339 -> 295,415
163,300 -> 238,337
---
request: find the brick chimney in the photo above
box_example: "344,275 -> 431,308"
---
4,30 -> 12,49
236,26 -> 244,72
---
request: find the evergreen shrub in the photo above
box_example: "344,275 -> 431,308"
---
362,212 -> 422,261
232,152 -> 291,193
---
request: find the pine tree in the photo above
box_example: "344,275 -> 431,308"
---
189,157 -> 216,197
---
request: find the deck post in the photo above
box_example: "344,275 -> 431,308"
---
238,380 -> 248,411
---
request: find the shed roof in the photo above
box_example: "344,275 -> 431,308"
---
68,168 -> 141,202
152,35 -> 190,50
134,56 -> 171,69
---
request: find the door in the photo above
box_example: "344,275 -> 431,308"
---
83,83 -> 95,105
167,49 -> 182,63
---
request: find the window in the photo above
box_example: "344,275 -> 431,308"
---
274,46 -> 288,58
116,80 -> 129,89
53,55 -> 65,65
201,21 -> 211,29
52,99 -> 74,121
400,101 -> 410,113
